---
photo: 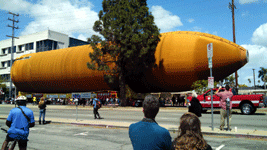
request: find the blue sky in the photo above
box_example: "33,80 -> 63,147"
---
0,0 -> 266,87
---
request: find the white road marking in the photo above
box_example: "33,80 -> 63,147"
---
30,128 -> 45,131
74,132 -> 88,136
216,144 -> 225,150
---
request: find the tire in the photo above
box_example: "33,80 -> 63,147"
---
241,103 -> 254,115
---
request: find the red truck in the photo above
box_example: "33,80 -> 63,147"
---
188,88 -> 265,115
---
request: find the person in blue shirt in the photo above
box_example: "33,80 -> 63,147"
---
1,96 -> 35,150
93,96 -> 103,119
129,95 -> 172,150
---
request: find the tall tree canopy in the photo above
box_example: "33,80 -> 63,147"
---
224,74 -> 236,87
258,67 -> 267,89
191,80 -> 219,94
87,0 -> 160,106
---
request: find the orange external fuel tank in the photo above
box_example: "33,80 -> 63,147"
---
11,31 -> 248,93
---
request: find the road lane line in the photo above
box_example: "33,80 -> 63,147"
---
30,128 -> 45,131
74,132 -> 88,136
216,144 -> 225,150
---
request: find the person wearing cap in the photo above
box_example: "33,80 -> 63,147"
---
1,96 -> 35,150
93,96 -> 103,119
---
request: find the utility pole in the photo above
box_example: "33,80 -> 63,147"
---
253,69 -> 256,89
229,0 -> 238,87
6,11 -> 19,101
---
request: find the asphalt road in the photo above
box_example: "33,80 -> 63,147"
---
1,105 -> 266,131
0,119 -> 266,150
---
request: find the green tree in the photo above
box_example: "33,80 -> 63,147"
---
224,74 -> 235,87
248,78 -> 251,87
258,67 -> 267,89
191,80 -> 219,94
87,0 -> 160,106
238,84 -> 248,88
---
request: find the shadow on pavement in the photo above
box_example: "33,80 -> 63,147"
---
43,121 -> 52,125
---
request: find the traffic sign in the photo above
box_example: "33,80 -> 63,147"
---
207,43 -> 213,58
208,77 -> 214,88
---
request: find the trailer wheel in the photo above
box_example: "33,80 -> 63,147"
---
241,103 -> 254,115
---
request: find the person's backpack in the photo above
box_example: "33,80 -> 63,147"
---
96,100 -> 101,109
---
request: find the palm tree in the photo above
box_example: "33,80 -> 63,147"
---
224,74 -> 235,86
258,67 -> 267,89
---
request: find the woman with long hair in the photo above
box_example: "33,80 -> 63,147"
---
172,112 -> 212,150
38,97 -> 47,125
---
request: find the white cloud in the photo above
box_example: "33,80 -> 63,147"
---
239,0 -> 259,4
151,5 -> 183,33
237,44 -> 267,85
188,18 -> 194,23
251,23 -> 267,46
77,34 -> 87,41
6,0 -> 99,40
0,0 -> 32,13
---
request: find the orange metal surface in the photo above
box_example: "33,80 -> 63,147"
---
11,31 -> 248,93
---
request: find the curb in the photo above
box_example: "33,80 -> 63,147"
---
201,131 -> 267,140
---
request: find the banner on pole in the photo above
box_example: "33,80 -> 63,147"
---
208,77 -> 214,88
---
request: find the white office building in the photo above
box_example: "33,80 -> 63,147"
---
0,30 -> 88,98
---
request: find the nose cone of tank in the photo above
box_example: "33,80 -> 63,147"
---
127,31 -> 248,93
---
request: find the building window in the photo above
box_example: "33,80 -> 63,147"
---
1,62 -> 5,68
53,41 -> 58,49
29,42 -> 34,50
1,48 -> 7,54
6,60 -> 15,67
25,44 -> 29,50
7,47 -> 16,53
36,40 -> 55,52
18,45 -> 23,51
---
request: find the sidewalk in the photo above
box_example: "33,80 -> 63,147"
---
1,104 -> 267,139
